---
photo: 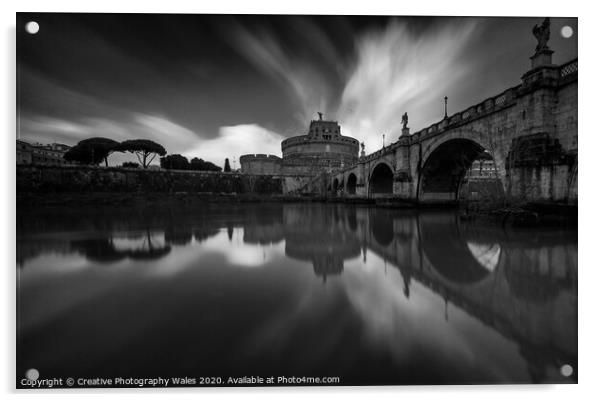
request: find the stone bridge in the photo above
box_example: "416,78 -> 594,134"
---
325,54 -> 577,204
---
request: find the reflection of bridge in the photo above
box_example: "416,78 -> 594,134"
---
346,206 -> 576,382
322,37 -> 577,204
242,204 -> 577,382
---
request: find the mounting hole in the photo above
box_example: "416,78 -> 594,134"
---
25,368 -> 39,380
560,26 -> 573,38
560,364 -> 573,377
25,21 -> 39,34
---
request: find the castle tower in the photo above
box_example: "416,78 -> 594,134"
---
280,114 -> 359,175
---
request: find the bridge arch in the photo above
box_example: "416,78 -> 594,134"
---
332,178 -> 340,195
346,173 -> 357,195
369,162 -> 394,195
418,136 -> 501,202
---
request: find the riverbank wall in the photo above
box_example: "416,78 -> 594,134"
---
15,165 -> 578,228
17,165 -> 284,195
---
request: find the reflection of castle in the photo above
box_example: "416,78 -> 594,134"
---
240,115 -> 359,176
240,204 -> 361,281
283,205 -> 361,281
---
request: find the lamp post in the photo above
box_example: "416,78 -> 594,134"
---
444,96 -> 448,119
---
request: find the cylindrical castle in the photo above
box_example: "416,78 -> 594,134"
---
281,119 -> 359,175
240,117 -> 359,176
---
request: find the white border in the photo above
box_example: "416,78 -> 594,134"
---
2,1 -> 597,401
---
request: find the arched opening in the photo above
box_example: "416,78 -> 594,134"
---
332,178 -> 340,196
419,139 -> 502,202
346,173 -> 357,195
369,163 -> 393,195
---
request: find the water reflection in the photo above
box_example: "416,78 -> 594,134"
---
16,203 -> 577,385
71,231 -> 172,263
283,205 -> 360,282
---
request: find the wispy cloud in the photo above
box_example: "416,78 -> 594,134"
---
225,20 -> 341,124
338,20 -> 478,154
224,18 -> 479,155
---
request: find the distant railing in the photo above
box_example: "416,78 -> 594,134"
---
560,59 -> 578,78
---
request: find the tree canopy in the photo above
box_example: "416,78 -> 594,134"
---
190,157 -> 222,172
160,154 -> 189,170
63,137 -> 120,166
116,139 -> 166,168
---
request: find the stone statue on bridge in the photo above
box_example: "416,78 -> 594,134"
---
402,112 -> 409,129
400,112 -> 410,138
532,17 -> 551,53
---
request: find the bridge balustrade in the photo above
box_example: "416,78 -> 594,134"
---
494,93 -> 507,107
560,60 -> 577,77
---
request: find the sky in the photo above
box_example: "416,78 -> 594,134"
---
16,14 -> 577,167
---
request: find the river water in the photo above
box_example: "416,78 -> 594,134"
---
16,203 -> 577,386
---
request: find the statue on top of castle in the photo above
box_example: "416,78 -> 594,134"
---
317,112 -> 323,121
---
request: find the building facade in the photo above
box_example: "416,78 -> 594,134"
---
465,153 -> 498,179
16,140 -> 72,166
16,140 -> 33,164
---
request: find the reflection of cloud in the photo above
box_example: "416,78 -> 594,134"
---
339,251 -> 524,380
201,229 -> 285,268
341,251 -> 449,361
467,242 -> 501,272
20,254 -> 91,274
